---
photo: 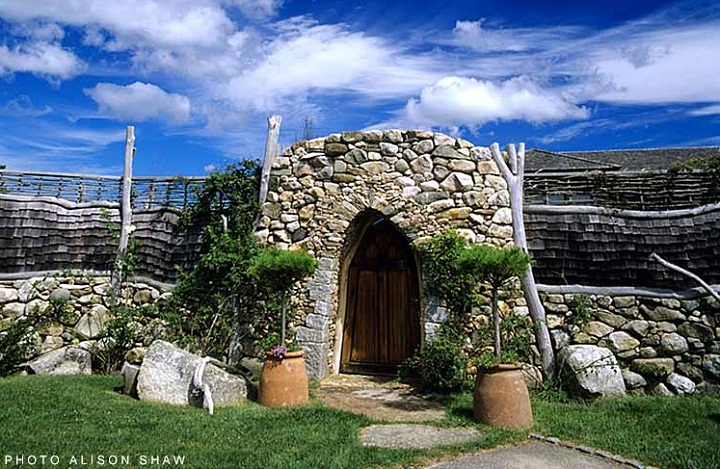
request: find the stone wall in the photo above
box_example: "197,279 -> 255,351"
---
539,288 -> 720,395
258,130 -> 515,379
0,274 -> 168,364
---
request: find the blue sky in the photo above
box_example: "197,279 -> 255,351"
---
0,0 -> 718,176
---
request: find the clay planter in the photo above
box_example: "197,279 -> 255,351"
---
258,350 -> 309,407
473,364 -> 533,428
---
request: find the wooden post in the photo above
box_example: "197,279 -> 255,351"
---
490,142 -> 556,382
259,115 -> 282,206
111,126 -> 136,297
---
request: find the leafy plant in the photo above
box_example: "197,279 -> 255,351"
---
567,294 -> 591,328
400,324 -> 468,393
100,208 -> 139,282
0,318 -> 39,377
418,230 -> 477,327
250,248 -> 317,357
0,298 -> 74,377
91,305 -> 142,373
161,161 -> 261,359
458,244 -> 531,363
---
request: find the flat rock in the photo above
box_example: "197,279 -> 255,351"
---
428,442 -> 630,469
26,346 -> 91,375
136,340 -> 247,407
361,424 -> 482,449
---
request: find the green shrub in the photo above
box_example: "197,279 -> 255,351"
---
400,325 -> 468,393
0,298 -> 74,377
160,161 -> 262,358
91,305 -> 145,374
567,294 -> 591,328
0,318 -> 39,377
250,248 -> 317,350
418,230 -> 477,326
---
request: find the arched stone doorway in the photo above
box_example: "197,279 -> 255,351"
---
340,212 -> 421,374
258,130 -> 514,379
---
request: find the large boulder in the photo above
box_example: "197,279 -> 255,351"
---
558,345 -> 626,398
26,346 -> 92,375
136,340 -> 247,408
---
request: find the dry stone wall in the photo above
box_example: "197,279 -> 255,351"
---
540,290 -> 720,395
257,130 -> 515,379
0,274 -> 168,364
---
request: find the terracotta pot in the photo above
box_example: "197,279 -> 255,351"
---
473,364 -> 533,428
258,350 -> 309,407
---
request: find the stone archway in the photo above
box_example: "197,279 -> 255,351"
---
257,130 -> 514,379
338,210 -> 421,375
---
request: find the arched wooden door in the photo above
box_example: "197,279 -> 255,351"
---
341,217 -> 421,374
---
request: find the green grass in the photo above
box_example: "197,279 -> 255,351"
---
442,391 -> 720,469
0,375 -> 519,469
2,376 -> 719,469
531,395 -> 720,469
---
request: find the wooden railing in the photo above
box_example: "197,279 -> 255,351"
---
0,170 -> 205,210
525,170 -> 720,210
3,168 -> 719,211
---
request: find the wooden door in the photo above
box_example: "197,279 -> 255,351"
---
341,218 -> 420,374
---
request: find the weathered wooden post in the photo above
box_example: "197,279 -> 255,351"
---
490,142 -> 556,382
111,125 -> 136,297
259,115 -> 282,205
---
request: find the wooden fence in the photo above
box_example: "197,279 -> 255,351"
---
3,168 -> 719,211
525,170 -> 720,210
0,170 -> 205,210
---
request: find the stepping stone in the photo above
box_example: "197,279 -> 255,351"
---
428,442 -> 632,469
360,424 -> 483,449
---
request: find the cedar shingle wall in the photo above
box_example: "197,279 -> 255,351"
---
526,206 -> 720,288
0,195 -> 201,283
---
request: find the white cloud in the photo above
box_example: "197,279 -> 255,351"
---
689,104 -> 720,116
590,25 -> 720,104
223,19 -> 443,111
84,82 -> 191,124
0,1 -> 277,50
3,95 -> 53,117
0,121 -> 125,173
450,19 -> 583,53
401,76 -> 589,129
0,42 -> 84,79
0,0 -> 719,155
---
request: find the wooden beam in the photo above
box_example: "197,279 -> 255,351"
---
111,126 -> 135,297
259,115 -> 282,205
537,283 -> 720,300
525,202 -> 720,218
490,142 -> 556,382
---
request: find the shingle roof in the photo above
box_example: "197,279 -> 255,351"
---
525,147 -> 719,173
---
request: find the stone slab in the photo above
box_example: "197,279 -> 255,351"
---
361,424 -> 483,449
428,442 -> 632,469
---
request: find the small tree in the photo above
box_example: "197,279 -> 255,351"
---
459,245 -> 531,361
250,248 -> 317,355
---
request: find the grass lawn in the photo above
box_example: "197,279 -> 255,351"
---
0,375 -> 521,469
445,392 -> 720,469
1,376 -> 719,469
